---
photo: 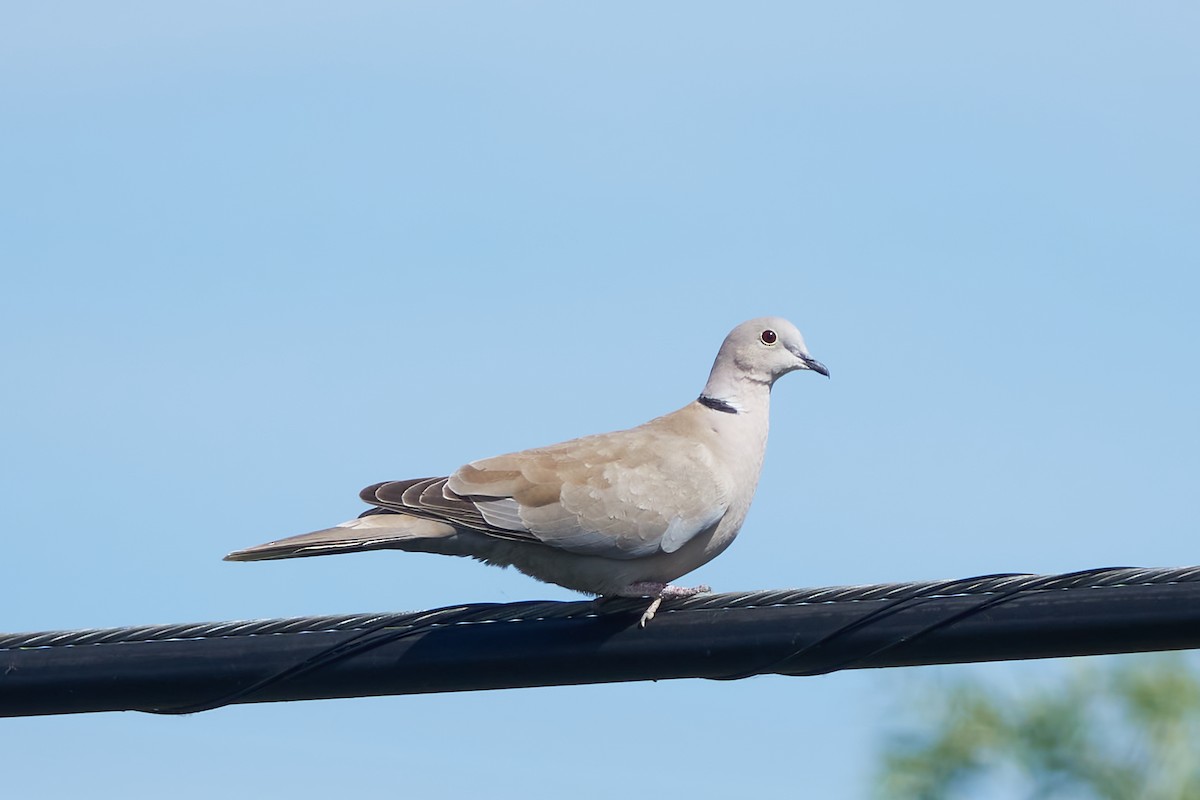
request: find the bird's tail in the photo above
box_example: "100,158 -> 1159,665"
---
224,513 -> 458,562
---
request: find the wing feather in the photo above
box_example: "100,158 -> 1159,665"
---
356,427 -> 733,560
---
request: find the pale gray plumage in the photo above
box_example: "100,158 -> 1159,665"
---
226,317 -> 827,604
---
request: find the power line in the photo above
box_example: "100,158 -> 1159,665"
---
4,565 -> 1200,717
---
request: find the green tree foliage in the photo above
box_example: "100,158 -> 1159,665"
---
877,655 -> 1200,800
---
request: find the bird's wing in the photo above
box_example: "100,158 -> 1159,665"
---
362,426 -> 730,560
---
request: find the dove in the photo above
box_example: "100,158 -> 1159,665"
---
226,317 -> 828,624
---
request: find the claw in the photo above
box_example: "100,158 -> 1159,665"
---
639,597 -> 664,627
618,582 -> 713,627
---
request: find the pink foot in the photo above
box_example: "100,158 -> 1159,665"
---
616,582 -> 712,626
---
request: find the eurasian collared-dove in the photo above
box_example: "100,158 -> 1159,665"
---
226,317 -> 827,624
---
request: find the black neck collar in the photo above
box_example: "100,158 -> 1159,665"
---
698,394 -> 738,414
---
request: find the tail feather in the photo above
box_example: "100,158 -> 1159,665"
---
224,514 -> 457,562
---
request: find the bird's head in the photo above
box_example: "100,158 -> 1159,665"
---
717,316 -> 828,385
698,316 -> 827,412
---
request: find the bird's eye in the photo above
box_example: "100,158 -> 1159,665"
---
760,329 -> 777,345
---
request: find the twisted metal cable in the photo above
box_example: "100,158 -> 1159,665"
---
5,565 -> 1199,652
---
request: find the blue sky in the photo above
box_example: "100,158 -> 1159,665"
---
2,3 -> 1198,797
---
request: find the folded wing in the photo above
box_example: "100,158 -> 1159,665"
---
362,428 -> 730,560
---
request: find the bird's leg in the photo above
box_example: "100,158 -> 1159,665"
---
617,582 -> 713,627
